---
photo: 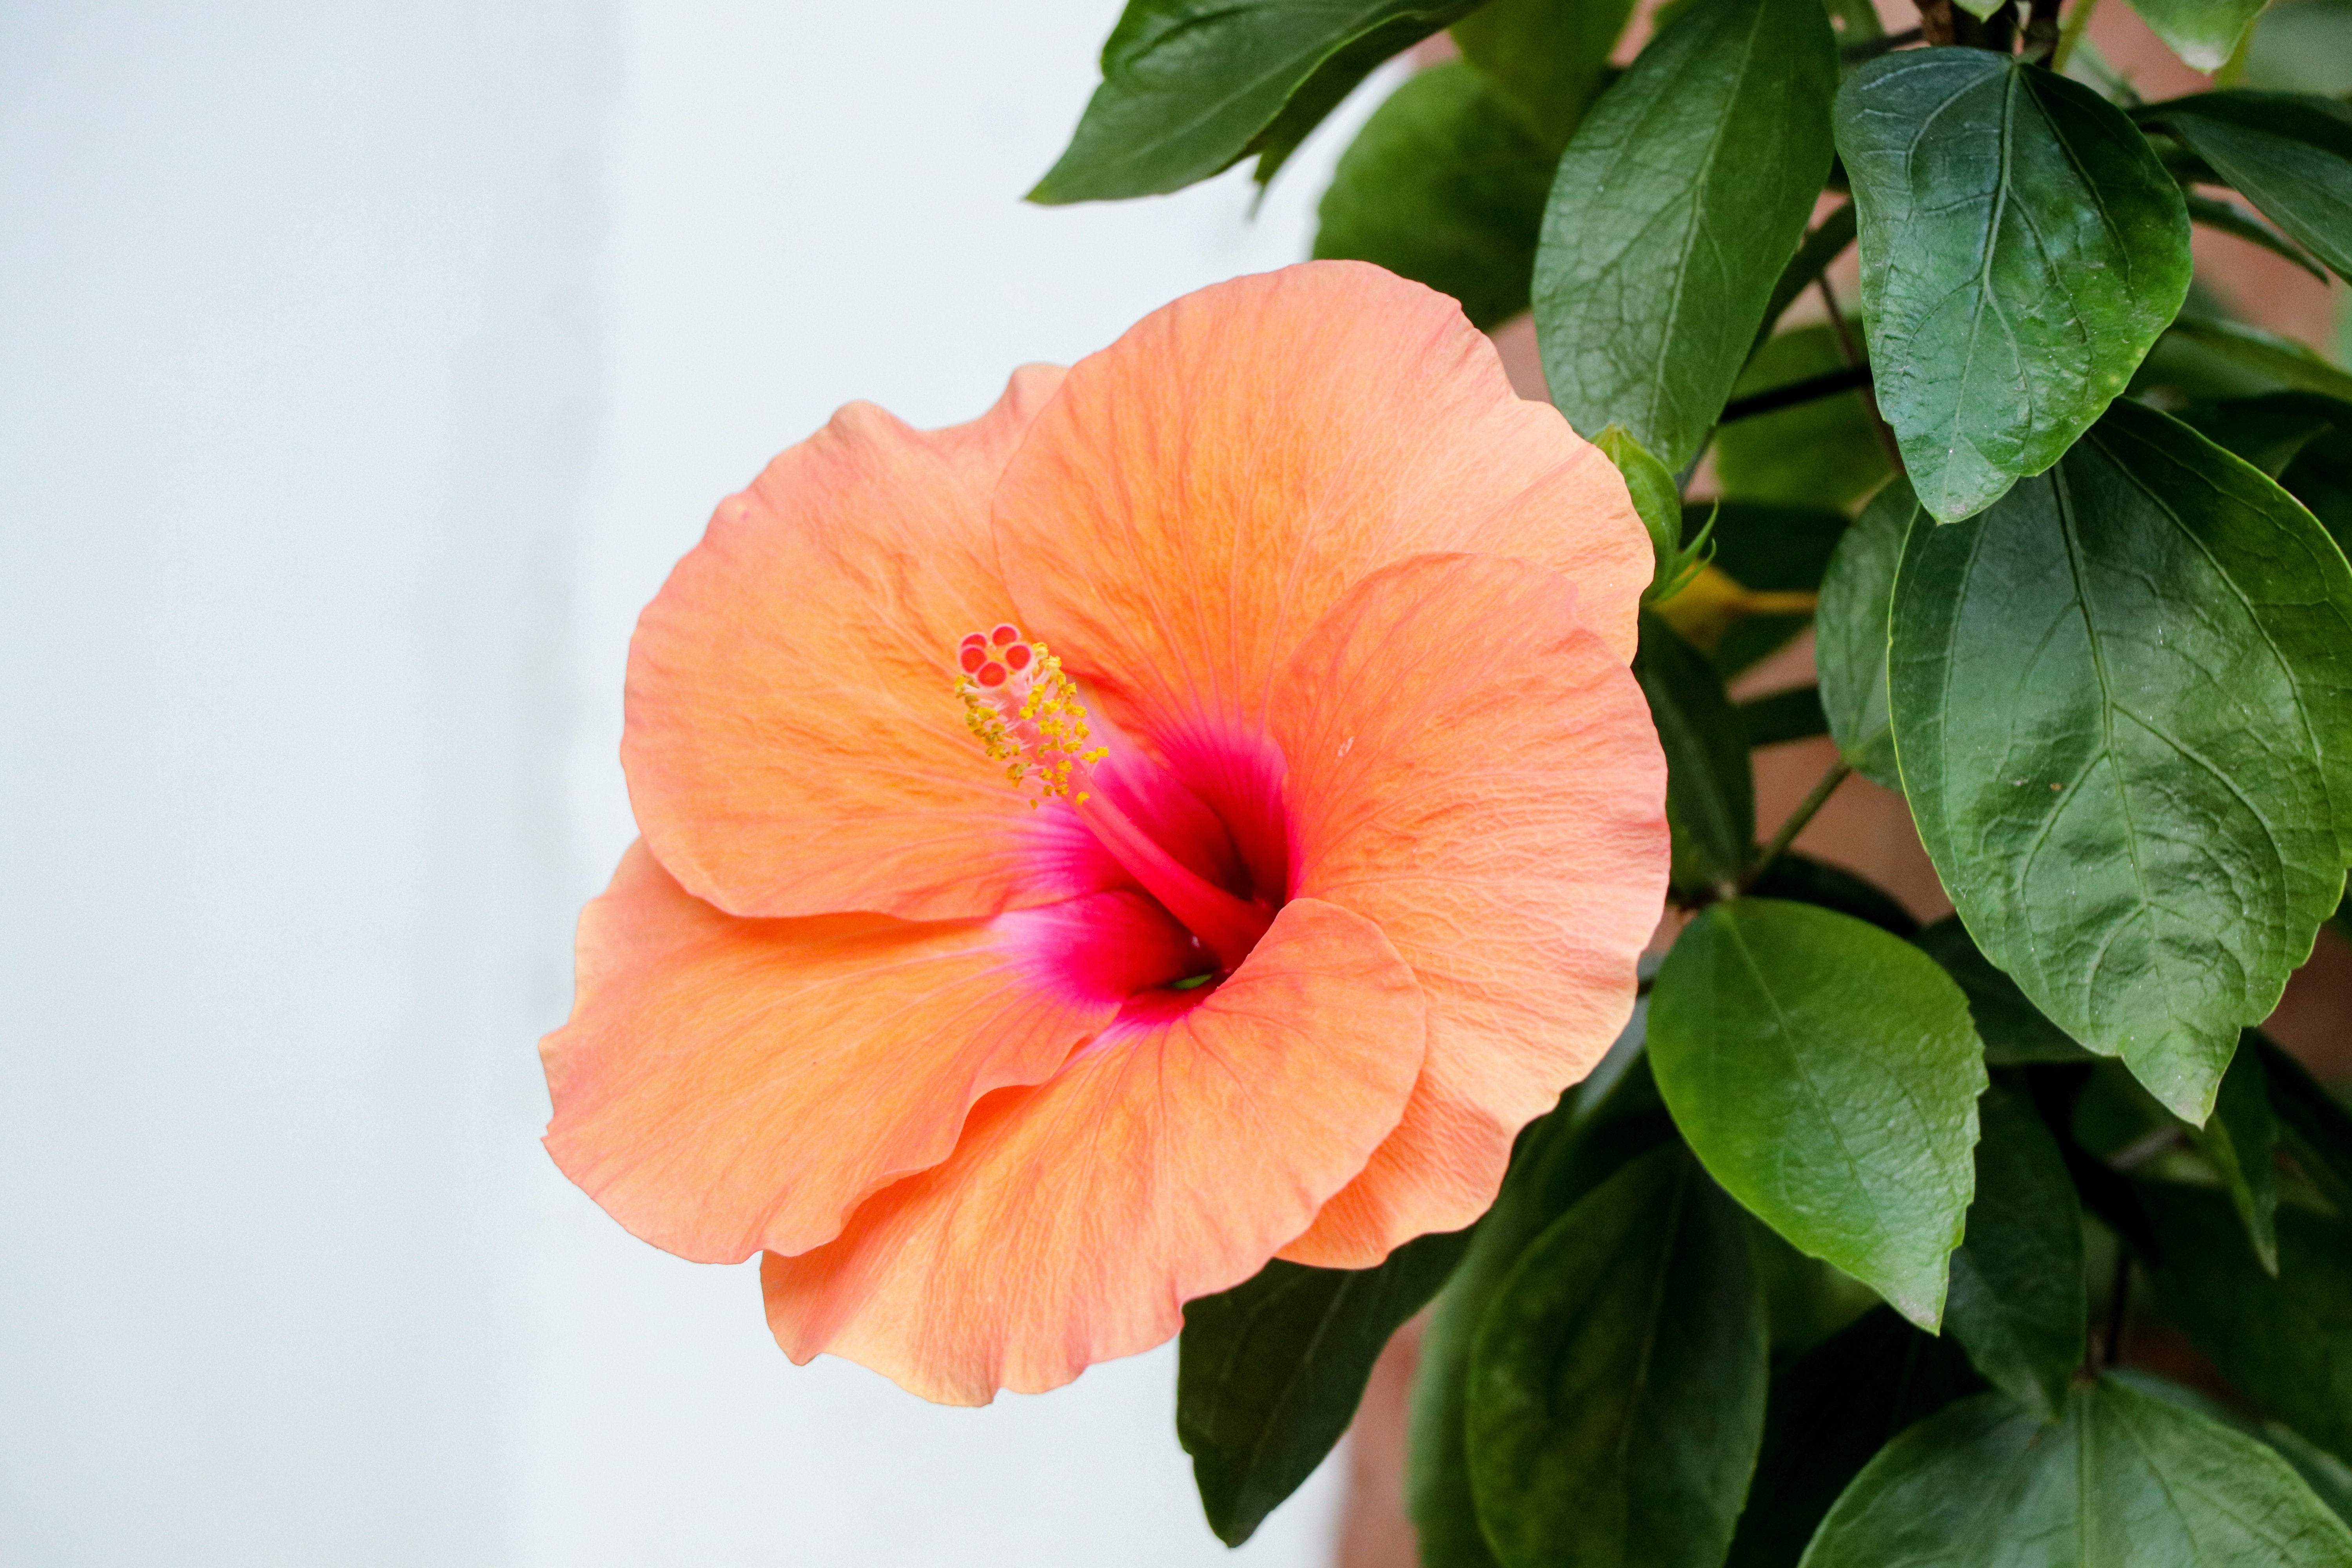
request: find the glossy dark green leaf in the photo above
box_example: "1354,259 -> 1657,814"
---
2186,191 -> 2331,280
1638,612 -> 1754,892
1409,1055 -> 1677,1568
1889,399 -> 2352,1123
1311,61 -> 1553,329
1738,685 -> 1829,750
1835,51 -> 2190,522
1718,326 -> 1891,514
1178,1225 -> 1472,1544
1650,898 -> 1986,1328
2164,315 -> 2352,403
2144,92 -> 2352,280
1724,1308 -> 1982,1568
2283,426 -> 2352,557
2183,390 -> 2352,477
1450,0 -> 1632,150
1748,1216 -> 1881,1361
2141,1179 -> 2352,1466
1812,479 -> 1913,790
1030,0 -> 1476,203
1943,1086 -> 2084,1421
1749,203 -> 1857,358
1912,918 -> 2093,1065
1803,1378 -> 2352,1567
1746,852 -> 1918,938
2125,0 -> 2269,70
1466,1144 -> 1767,1568
1533,0 -> 1837,472
2193,1037 -> 2284,1274
2256,1031 -> 2352,1214
2115,1369 -> 2352,1530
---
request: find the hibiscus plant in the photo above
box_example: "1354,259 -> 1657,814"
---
541,0 -> 2352,1563
1020,0 -> 2352,1564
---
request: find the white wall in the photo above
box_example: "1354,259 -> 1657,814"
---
0,3 -> 1391,1563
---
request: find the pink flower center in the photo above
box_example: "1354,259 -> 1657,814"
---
955,624 -> 1276,974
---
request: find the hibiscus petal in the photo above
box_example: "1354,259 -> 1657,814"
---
622,365 -> 1124,922
758,897 -> 1426,1405
541,842 -> 1193,1264
993,261 -> 1650,762
1268,553 -> 1668,1267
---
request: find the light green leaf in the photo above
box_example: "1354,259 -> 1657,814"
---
1835,50 -> 2190,522
1802,1378 -> 2352,1567
2125,0 -> 2270,72
1595,425 -> 1694,597
2192,1036 -> 2283,1274
1178,1227 -> 1472,1544
1912,917 -> 2094,1065
1649,898 -> 1986,1329
1466,1144 -> 1767,1568
1312,61 -> 1553,328
1943,1086 -> 2084,1422
2144,93 -> 2352,283
2141,1180 -> 2352,1467
1409,1058 -> 1676,1568
1888,399 -> 2352,1123
1030,0 -> 1476,203
1727,1308 -> 1983,1568
2246,0 -> 2352,97
1450,0 -> 1633,150
1812,479 -> 1913,790
1637,612 -> 1754,893
1718,326 -> 1891,513
1533,0 -> 1837,472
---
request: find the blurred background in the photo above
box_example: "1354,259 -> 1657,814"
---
0,3 -> 1401,1562
5,2 -> 2347,1565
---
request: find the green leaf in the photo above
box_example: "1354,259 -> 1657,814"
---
2123,0 -> 2269,71
1450,0 -> 1633,151
2114,1369 -> 2352,1530
1912,917 -> 2094,1065
1812,479 -> 1913,790
1029,0 -> 1477,203
2183,391 -> 2352,477
2141,1179 -> 2352,1466
1888,399 -> 2352,1124
1746,852 -> 1919,938
2143,93 -> 2352,283
2255,1031 -> 2352,1215
2192,1036 -> 2284,1274
1638,612 -> 1755,892
1178,1225 -> 1473,1544
1749,202 -> 1858,358
2163,315 -> 2352,404
1649,898 -> 1987,1328
1311,62 -> 1553,329
2186,191 -> 2332,281
1597,425 -> 1698,598
1835,50 -> 2191,522
1466,1144 -> 1768,1568
1738,685 -> 1829,750
1942,1086 -> 2085,1422
1718,326 -> 1892,514
1680,499 -> 1851,677
2246,0 -> 2352,97
1532,0 -> 1838,472
1724,1308 -> 1983,1568
1409,1054 -> 1678,1568
1802,1378 -> 2352,1567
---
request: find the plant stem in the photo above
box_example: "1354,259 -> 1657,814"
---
1818,278 -> 1906,472
1745,758 -> 1853,888
2051,0 -> 2101,73
1719,363 -> 1873,423
2024,0 -> 2062,61
2100,1243 -> 2132,1369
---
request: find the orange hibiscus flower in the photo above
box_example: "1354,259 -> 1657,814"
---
540,262 -> 1668,1405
